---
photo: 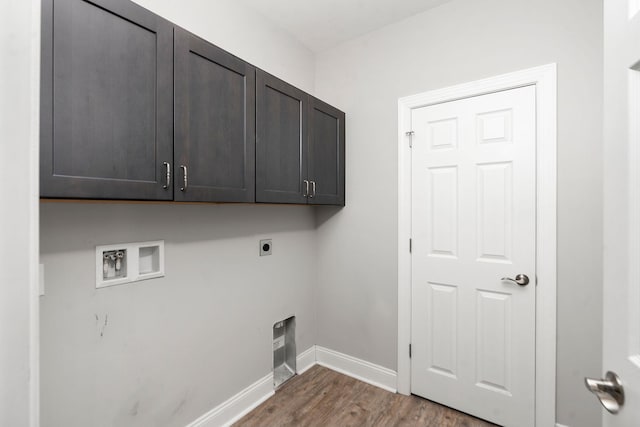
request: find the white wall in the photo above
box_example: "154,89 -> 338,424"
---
313,1 -> 603,426
132,0 -> 315,94
39,1 -> 318,426
40,204 -> 316,426
0,1 -> 39,426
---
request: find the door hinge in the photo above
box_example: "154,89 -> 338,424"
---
409,238 -> 412,253
409,344 -> 412,358
406,130 -> 414,147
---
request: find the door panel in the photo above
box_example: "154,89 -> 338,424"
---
427,166 -> 458,257
425,282 -> 458,377
476,290 -> 512,394
477,162 -> 513,262
307,97 -> 345,206
174,28 -> 255,202
411,86 -> 536,426
601,0 -> 640,424
256,70 -> 308,204
40,0 -> 173,199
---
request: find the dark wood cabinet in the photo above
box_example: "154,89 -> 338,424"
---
256,71 -> 307,204
256,71 -> 345,206
40,0 -> 174,200
307,97 -> 345,206
41,0 -> 344,206
174,29 -> 255,203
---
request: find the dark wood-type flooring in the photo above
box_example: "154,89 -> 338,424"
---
234,365 -> 498,427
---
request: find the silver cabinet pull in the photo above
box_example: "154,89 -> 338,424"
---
585,371 -> 624,414
180,165 -> 188,191
163,162 -> 171,189
501,274 -> 529,286
311,181 -> 316,198
303,180 -> 309,197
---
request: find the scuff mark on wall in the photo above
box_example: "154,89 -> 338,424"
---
95,314 -> 109,338
129,400 -> 139,417
172,398 -> 187,416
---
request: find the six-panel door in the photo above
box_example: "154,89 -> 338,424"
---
40,0 -> 174,200
255,70 -> 308,204
173,28 -> 255,203
307,98 -> 345,206
410,86 -> 536,426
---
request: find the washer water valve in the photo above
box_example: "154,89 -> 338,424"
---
103,250 -> 126,280
95,241 -> 164,289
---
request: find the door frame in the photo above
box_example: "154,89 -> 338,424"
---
397,64 -> 557,427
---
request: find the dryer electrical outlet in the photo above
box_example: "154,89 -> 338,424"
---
260,239 -> 272,256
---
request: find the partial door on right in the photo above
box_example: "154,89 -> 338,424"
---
410,86 -> 536,426
256,70 -> 345,206
598,0 -> 640,425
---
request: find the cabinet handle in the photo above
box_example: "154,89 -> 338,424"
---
303,180 -> 309,197
162,162 -> 171,189
310,181 -> 316,198
180,165 -> 188,191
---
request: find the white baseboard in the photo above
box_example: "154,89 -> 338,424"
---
556,424 -> 570,427
296,346 -> 316,374
186,345 -> 399,427
185,373 -> 274,427
315,346 -> 397,393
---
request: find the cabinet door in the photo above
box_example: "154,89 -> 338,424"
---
256,70 -> 308,204
307,98 -> 345,206
40,0 -> 174,200
174,29 -> 255,202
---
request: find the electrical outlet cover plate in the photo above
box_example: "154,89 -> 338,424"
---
260,239 -> 272,256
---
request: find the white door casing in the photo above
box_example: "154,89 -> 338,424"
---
410,86 -> 536,426
397,64 -> 557,427
601,0 -> 640,425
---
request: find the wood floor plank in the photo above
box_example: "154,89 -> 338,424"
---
234,365 -> 498,427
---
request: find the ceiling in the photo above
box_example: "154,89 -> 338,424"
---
240,0 -> 452,53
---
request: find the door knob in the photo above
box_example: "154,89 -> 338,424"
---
501,274 -> 530,286
585,371 -> 624,414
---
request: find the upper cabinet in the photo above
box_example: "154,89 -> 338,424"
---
256,71 -> 307,204
40,0 -> 174,200
174,29 -> 255,203
41,0 -> 344,206
307,97 -> 345,206
256,70 -> 345,206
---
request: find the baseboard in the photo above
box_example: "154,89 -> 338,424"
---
556,424 -> 570,427
185,373 -> 274,427
315,346 -> 397,393
186,345 -> 398,426
296,346 -> 316,374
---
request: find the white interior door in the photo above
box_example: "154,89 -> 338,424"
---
410,85 -> 536,426
598,0 -> 640,424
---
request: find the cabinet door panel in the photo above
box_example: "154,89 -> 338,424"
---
256,70 -> 307,204
40,0 -> 173,199
174,29 -> 255,202
308,98 -> 345,206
